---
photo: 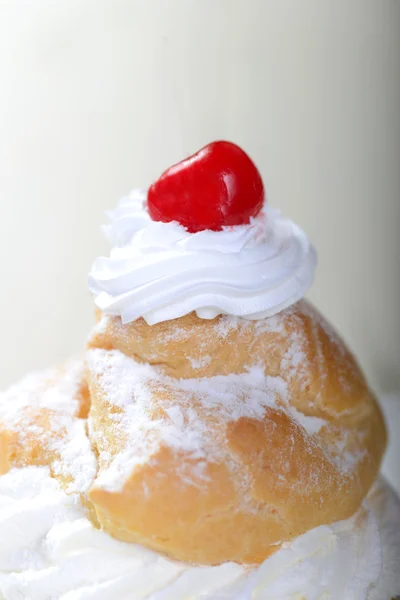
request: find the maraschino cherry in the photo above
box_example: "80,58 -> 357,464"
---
147,141 -> 264,233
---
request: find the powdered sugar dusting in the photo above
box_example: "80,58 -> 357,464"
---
0,360 -> 97,493
326,428 -> 369,474
300,301 -> 360,384
290,406 -> 326,436
91,314 -> 113,337
0,360 -> 83,421
213,316 -> 242,339
156,324 -> 192,344
187,355 -> 212,370
85,348 -> 336,494
280,330 -> 307,383
253,310 -> 288,335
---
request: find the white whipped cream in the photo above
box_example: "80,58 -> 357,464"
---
1,467 -> 399,600
88,190 -> 317,325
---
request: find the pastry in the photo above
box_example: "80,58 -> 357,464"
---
0,141 -> 399,599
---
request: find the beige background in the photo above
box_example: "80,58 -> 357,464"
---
0,0 -> 399,400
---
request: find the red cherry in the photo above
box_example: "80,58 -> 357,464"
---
147,141 -> 265,233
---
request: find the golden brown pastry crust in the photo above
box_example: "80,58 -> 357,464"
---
84,300 -> 386,564
0,361 -> 94,493
0,301 -> 387,565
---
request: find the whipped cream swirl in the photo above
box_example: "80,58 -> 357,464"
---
89,189 -> 317,325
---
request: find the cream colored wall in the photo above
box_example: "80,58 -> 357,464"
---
0,0 -> 399,394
